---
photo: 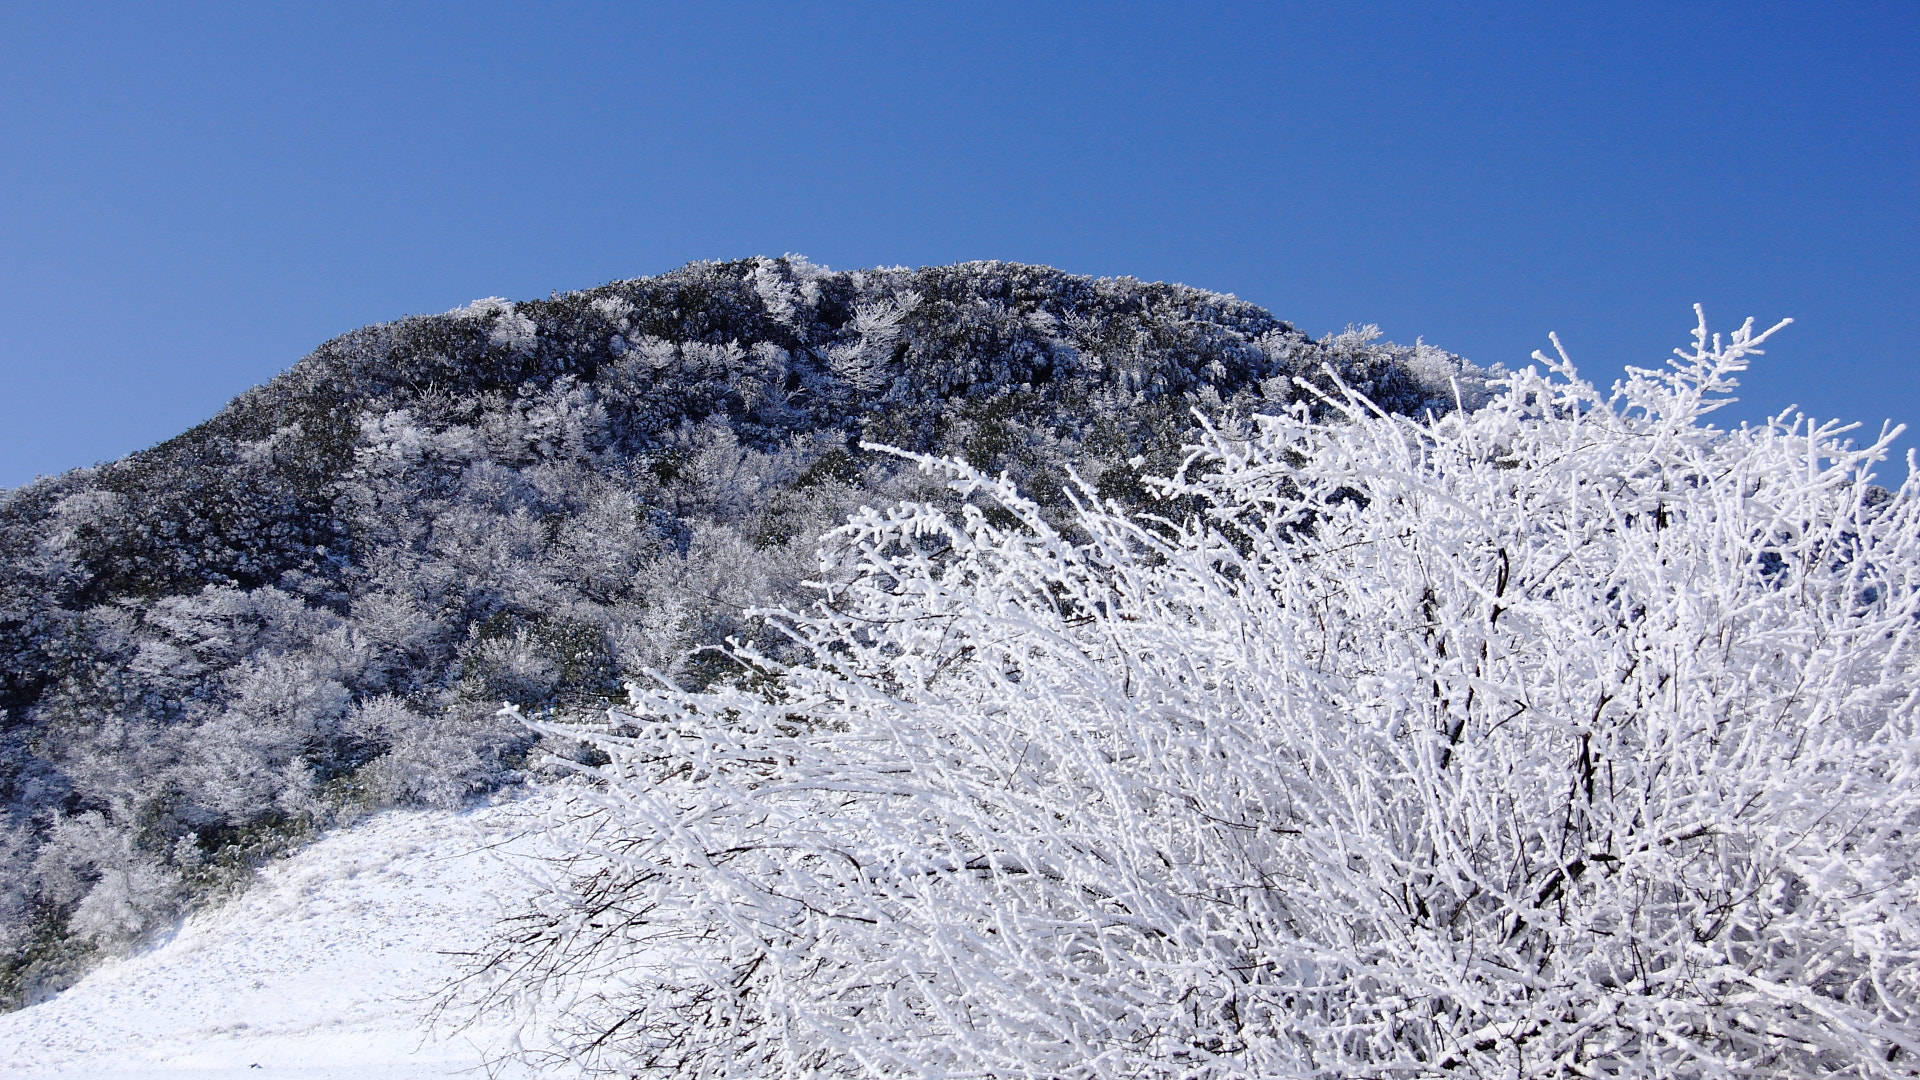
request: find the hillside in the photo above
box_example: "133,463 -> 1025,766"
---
0,796 -> 575,1078
0,257 -> 1486,1005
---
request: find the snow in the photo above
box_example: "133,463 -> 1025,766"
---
0,795 -> 578,1080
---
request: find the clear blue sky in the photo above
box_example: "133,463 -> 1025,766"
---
2,2 -> 1915,488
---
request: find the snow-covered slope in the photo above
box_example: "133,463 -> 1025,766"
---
0,796 -> 575,1079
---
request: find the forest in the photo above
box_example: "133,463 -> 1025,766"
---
0,256 -> 1485,1008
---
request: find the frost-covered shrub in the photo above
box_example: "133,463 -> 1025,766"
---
30,812 -> 179,948
345,696 -> 524,809
478,311 -> 1920,1077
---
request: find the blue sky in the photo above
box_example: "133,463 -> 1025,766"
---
2,2 -> 1915,488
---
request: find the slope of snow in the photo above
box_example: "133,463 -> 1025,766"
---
0,795 -> 580,1079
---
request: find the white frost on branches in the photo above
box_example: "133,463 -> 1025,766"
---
448,296 -> 539,352
827,293 -> 920,393
473,309 -> 1920,1078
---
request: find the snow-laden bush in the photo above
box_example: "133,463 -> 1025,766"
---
473,311 -> 1920,1078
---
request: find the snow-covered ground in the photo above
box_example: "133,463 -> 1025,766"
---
0,795 -> 580,1080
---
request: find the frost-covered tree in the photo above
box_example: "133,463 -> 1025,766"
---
470,311 -> 1920,1078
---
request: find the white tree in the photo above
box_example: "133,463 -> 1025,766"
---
469,310 -> 1920,1078
827,294 -> 919,393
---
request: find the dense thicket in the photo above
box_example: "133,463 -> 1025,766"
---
0,257 -> 1483,1006
467,314 -> 1920,1078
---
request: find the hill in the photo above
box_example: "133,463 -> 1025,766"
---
0,257 -> 1486,1005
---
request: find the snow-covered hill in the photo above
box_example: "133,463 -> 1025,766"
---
0,794 -> 576,1079
0,256 -> 1485,1007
